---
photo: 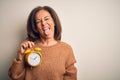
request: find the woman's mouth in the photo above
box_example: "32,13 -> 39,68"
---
43,27 -> 51,35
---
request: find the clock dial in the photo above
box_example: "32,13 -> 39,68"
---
28,52 -> 41,66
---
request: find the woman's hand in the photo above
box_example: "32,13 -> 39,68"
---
19,40 -> 35,54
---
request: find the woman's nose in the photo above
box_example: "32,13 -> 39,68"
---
41,20 -> 46,26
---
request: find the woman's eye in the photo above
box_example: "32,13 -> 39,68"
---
44,18 -> 49,21
36,21 -> 41,24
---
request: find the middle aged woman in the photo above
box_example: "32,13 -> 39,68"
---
8,6 -> 77,80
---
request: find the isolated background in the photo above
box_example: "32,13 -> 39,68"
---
0,0 -> 120,80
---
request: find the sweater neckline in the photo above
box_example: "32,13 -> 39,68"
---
35,41 -> 61,48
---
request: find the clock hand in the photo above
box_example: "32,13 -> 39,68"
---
34,56 -> 37,60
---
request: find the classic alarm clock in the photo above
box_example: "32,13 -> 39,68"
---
24,48 -> 42,67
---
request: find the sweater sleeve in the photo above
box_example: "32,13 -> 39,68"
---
64,46 -> 77,80
8,53 -> 26,80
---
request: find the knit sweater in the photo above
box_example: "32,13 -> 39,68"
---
8,41 -> 77,80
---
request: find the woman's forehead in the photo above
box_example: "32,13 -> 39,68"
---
35,10 -> 51,19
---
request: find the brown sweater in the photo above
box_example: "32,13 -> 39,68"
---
8,41 -> 77,80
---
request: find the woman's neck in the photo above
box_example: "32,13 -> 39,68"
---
39,38 -> 57,47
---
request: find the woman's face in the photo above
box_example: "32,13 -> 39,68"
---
35,10 -> 55,39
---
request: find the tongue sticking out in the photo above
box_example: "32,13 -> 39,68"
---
44,28 -> 50,35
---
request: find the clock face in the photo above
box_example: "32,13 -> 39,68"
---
28,52 -> 41,66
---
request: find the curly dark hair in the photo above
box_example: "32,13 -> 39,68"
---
27,6 -> 62,41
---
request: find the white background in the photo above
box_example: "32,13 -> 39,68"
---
0,0 -> 120,80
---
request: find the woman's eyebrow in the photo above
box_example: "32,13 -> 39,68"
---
36,16 -> 49,21
44,16 -> 49,19
35,19 -> 41,21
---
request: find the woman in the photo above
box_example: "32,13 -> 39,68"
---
8,6 -> 77,80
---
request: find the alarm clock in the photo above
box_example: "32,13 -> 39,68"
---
24,48 -> 42,67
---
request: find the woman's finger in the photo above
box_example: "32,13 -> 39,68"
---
19,40 -> 35,54
27,41 -> 34,48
